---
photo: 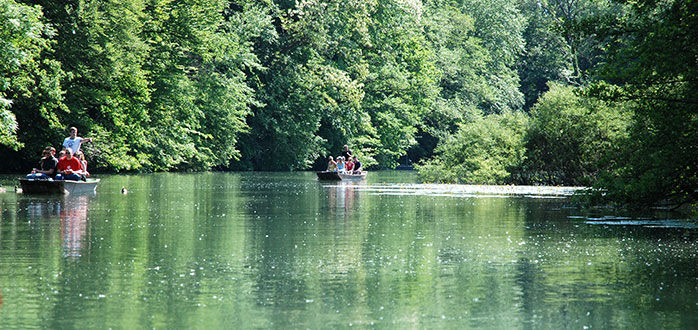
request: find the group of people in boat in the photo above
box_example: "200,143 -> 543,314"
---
26,127 -> 93,181
327,145 -> 363,174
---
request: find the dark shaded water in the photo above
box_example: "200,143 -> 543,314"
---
1,172 -> 697,328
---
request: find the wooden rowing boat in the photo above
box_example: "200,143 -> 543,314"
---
19,178 -> 100,194
316,171 -> 367,181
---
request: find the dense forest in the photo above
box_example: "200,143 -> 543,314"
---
1,0 -> 696,208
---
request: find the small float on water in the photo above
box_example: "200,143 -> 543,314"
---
19,178 -> 100,194
316,171 -> 367,181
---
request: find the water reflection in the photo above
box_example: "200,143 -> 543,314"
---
0,172 -> 696,329
21,194 -> 93,259
321,180 -> 360,216
60,196 -> 90,258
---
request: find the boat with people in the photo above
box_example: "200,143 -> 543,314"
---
20,126 -> 98,194
318,145 -> 367,180
19,178 -> 100,194
316,171 -> 367,181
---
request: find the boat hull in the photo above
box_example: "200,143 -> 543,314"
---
316,171 -> 367,181
19,178 -> 100,194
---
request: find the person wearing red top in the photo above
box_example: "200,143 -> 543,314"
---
55,148 -> 84,181
345,158 -> 354,172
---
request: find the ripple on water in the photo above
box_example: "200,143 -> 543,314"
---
584,219 -> 698,229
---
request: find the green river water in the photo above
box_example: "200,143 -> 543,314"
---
1,171 -> 697,329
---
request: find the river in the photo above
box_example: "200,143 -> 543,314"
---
1,171 -> 697,328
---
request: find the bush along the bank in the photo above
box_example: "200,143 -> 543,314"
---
416,110 -> 528,184
520,83 -> 632,186
417,83 -> 632,187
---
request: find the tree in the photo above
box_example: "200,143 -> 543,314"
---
234,0 -> 439,170
12,0 -> 263,172
589,0 -> 698,207
413,0 -> 527,164
0,0 -> 66,165
516,0 -> 618,109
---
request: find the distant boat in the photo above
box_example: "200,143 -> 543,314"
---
19,178 -> 100,194
316,171 -> 367,181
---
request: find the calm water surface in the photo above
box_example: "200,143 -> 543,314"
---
1,171 -> 697,329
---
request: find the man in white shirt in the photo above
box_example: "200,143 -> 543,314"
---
62,126 -> 93,155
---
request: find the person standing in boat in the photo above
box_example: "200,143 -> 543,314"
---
55,148 -> 85,181
342,145 -> 353,160
62,126 -> 92,156
26,147 -> 58,180
352,156 -> 362,174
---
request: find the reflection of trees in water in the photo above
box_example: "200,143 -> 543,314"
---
25,198 -> 62,223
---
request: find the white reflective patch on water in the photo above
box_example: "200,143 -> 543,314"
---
331,183 -> 585,198
584,219 -> 698,229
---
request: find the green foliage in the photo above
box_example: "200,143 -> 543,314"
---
516,0 -> 618,109
422,0 -> 526,114
0,0 -> 694,211
0,0 -> 66,154
362,0 -> 439,168
522,82 -> 631,185
138,0 -> 264,171
234,0 -> 439,170
232,0 -> 368,170
516,0 -> 570,109
4,0 -> 264,172
588,0 -> 698,207
411,0 -> 527,164
459,0 -> 525,113
417,111 -> 529,184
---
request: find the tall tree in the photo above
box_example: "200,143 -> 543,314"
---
1,0 -> 66,166
591,0 -> 698,207
362,0 -> 439,167
516,0 -> 616,109
234,0 -> 439,170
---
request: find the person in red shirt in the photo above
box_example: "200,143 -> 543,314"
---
55,148 -> 84,181
345,158 -> 354,172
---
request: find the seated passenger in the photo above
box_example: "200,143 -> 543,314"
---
75,150 -> 89,176
345,158 -> 354,173
352,156 -> 362,174
327,156 -> 338,172
337,157 -> 345,173
55,148 -> 85,181
26,147 -> 58,180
